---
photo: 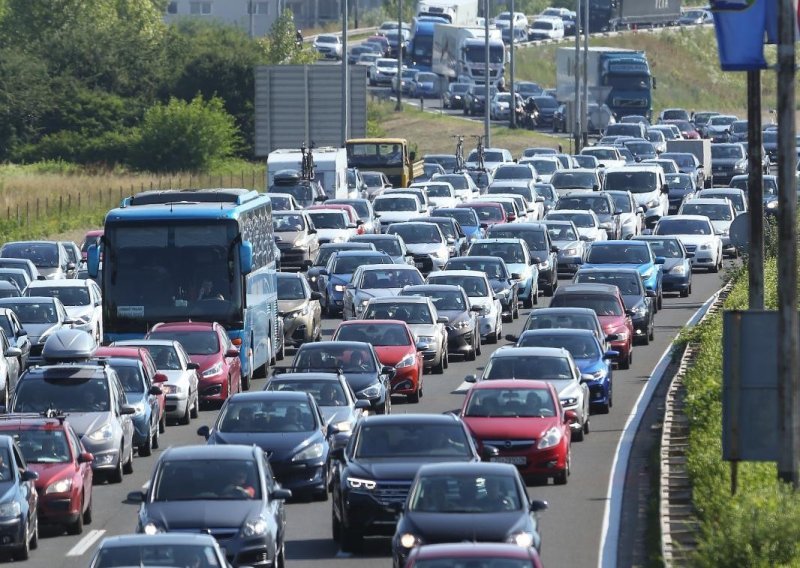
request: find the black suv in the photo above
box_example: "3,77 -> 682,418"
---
268,170 -> 327,208
331,413 -> 485,552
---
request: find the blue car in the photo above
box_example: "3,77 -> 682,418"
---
317,250 -> 394,316
106,358 -> 162,457
582,240 -> 665,309
431,207 -> 484,244
466,238 -> 539,308
633,236 -> 693,298
515,328 -> 616,413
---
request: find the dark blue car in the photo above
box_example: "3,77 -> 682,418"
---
317,251 -> 394,316
633,236 -> 693,298
0,435 -> 38,560
431,207 -> 484,245
515,329 -> 616,413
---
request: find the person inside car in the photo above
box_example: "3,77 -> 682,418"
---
320,384 -> 345,406
222,465 -> 255,498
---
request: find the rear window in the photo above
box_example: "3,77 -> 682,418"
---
148,330 -> 219,355
551,293 -> 623,316
13,376 -> 110,413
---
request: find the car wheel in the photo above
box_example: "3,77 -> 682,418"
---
488,324 -> 498,344
408,384 -> 420,403
276,337 -> 286,361
476,335 -> 482,356
554,453 -> 569,485
432,350 -> 445,374
123,444 -> 134,475
466,343 -> 477,361
152,423 -> 160,450
583,414 -> 590,434
619,350 -> 631,370
83,494 -> 93,525
276,544 -> 286,568
14,525 -> 30,560
533,289 -> 539,305
442,348 -> 448,370
109,448 -> 124,484
649,322 -> 655,341
512,299 -> 520,320
331,507 -> 341,541
66,495 -> 85,535
158,410 -> 166,434
29,519 -> 37,550
179,401 -> 191,425
502,311 -> 513,324
572,424 -> 584,442
657,290 -> 663,311
190,394 -> 199,419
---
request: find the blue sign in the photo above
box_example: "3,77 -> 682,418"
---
712,0 -> 768,70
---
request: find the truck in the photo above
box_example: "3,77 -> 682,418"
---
417,0 -> 479,26
556,46 -> 655,121
409,16 -> 449,71
665,139 -> 712,188
267,147 -> 352,199
586,0 -> 682,33
345,138 -> 424,189
432,24 -> 506,88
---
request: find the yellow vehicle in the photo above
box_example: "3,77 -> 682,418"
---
345,138 -> 424,189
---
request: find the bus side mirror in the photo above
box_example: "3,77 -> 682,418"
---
409,151 -> 416,161
240,241 -> 254,275
87,244 -> 100,278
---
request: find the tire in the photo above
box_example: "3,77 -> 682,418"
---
572,425 -> 584,442
340,527 -> 363,553
109,449 -> 124,484
66,496 -> 84,535
657,291 -> 663,311
190,394 -> 199,419
442,348 -> 448,370
533,290 -> 539,305
488,327 -> 498,344
276,544 -> 286,568
680,287 -> 690,298
554,452 -> 569,485
583,415 -> 590,434
512,299 -> 520,320
83,494 -> 93,525
619,350 -> 631,370
522,294 -> 533,309
123,445 -> 134,475
432,353 -> 445,374
152,424 -> 159,450
648,322 -> 655,341
15,523 -> 31,560
407,386 -> 420,403
158,411 -> 166,434
331,507 -> 341,542
476,338 -> 481,356
179,401 -> 191,425
466,344 -> 477,361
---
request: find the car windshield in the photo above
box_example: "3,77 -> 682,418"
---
218,398 -> 316,433
427,156 -> 458,170
551,172 -> 596,189
26,285 -> 90,306
13,429 -> 71,464
525,312 -> 597,332
333,255 -> 387,275
273,213 -> 306,231
354,423 -> 471,458
656,219 -> 712,235
140,345 -> 182,371
450,84 -> 470,93
489,229 -> 546,250
314,247 -> 344,267
518,333 -> 601,359
361,173 -> 384,186
434,175 -> 469,190
373,198 -> 417,212
493,166 -> 533,180
710,116 -> 737,126
1,243 -> 58,268
575,271 -> 642,295
269,195 -> 293,210
731,177 -> 779,196
0,272 -> 25,291
546,224 -> 578,241
468,150 -> 505,163
547,212 -> 594,228
354,238 -> 402,256
429,275 -> 488,296
358,269 -> 423,288
424,184 -> 452,198
711,145 -> 745,159
466,204 -> 504,222
609,193 -> 633,213
409,472 -> 522,513
153,459 -> 261,501
268,379 -> 349,407
13,377 -> 110,413
582,148 -> 617,161
550,293 -> 624,316
3,301 -> 57,323
667,175 -> 694,190
681,203 -> 733,220
389,224 -> 441,244
469,243 -> 526,263
704,193 -> 744,211
529,160 -> 558,174
113,365 -> 146,394
603,171 -> 658,193
464,387 -> 556,418
277,277 -> 305,300
587,244 -> 650,264
318,35 -> 338,44
663,154 -> 693,167
294,344 -> 377,372
448,258 -> 507,279
308,212 -> 347,229
147,330 -> 219,355
269,184 -> 313,203
363,301 -> 432,324
413,560 -> 532,568
640,239 -> 683,258
93,544 -> 223,568
483,355 -> 573,380
557,196 -> 611,215
436,209 -> 479,227
331,200 -> 370,218
626,142 -> 654,155
336,323 -> 410,346
405,289 -> 465,311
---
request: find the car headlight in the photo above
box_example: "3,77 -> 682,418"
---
359,382 -> 383,398
396,354 -> 416,368
73,315 -> 91,325
431,247 -> 448,260
538,259 -> 550,270
671,264 -> 687,275
161,384 -> 178,395
734,161 -> 747,171
453,319 -> 471,330
38,330 -> 55,345
767,200 -> 779,209
563,248 -> 578,256
293,442 -> 324,462
359,298 -> 370,307
87,423 -> 113,442
614,330 -> 629,340
202,362 -> 223,378
507,531 -> 534,547
537,426 -> 563,449
399,533 -> 420,549
46,478 -> 72,494
599,221 -> 614,229
242,517 -> 268,537
334,421 -> 352,432
309,275 -> 318,282
560,397 -> 578,408
334,284 -> 346,292
143,522 -> 162,535
0,502 -> 20,518
716,228 -> 729,236
588,369 -> 606,380
633,304 -> 648,316
642,269 -> 654,280
699,243 -> 711,250
347,476 -> 377,490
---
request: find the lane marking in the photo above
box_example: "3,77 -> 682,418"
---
598,289 -> 722,568
453,381 -> 472,393
66,529 -> 106,557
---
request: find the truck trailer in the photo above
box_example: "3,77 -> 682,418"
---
417,0 -> 479,26
586,0 -> 682,33
432,24 -> 506,87
267,147 -> 351,200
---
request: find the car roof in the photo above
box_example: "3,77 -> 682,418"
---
361,413 -> 462,426
529,306 -> 596,316
660,214 -> 712,222
95,346 -> 147,358
491,346 -> 568,358
417,462 -> 518,477
557,283 -> 620,294
559,191 -> 609,199
161,444 -> 258,461
319,242 -> 374,249
368,295 -> 429,304
336,321 -> 407,329
431,269 -> 491,278
27,280 -> 91,289
331,250 -> 389,258
0,296 -> 56,305
401,284 -> 463,293
698,188 -> 744,195
686,198 -> 733,205
411,542 -> 536,560
470,238 -> 525,245
520,328 -> 596,338
149,321 -> 216,331
99,533 -> 220,547
361,264 -> 418,272
114,339 -> 179,348
469,378 -> 552,390
269,372 -> 342,382
226,391 -> 309,402
590,240 -> 648,248
488,222 -> 546,231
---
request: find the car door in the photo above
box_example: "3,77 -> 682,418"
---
12,444 -> 36,533
177,345 -> 199,401
262,454 -> 286,542
9,313 -> 30,366
0,330 -> 19,387
112,375 -> 134,453
220,327 -> 241,385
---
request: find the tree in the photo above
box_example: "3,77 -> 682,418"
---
258,10 -> 318,65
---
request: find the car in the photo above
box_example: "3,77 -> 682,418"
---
0,268 -> 31,295
424,216 -> 469,258
305,209 -> 359,246
268,170 -> 327,208
641,157 -> 680,175
145,321 -> 242,406
392,462 -> 547,566
314,34 -> 342,59
678,197 -> 737,256
704,114 -> 738,141
580,146 -> 627,169
679,7 -> 713,24
131,444 -> 291,568
646,129 -> 668,154
664,173 -> 699,214
89,533 -> 229,568
327,198 -> 382,234
392,68 -> 419,95
369,58 -> 400,86
349,233 -> 414,265
80,230 -> 103,263
342,265 -> 424,320
460,379 -> 574,483
542,219 -> 587,276
432,173 -> 480,202
623,139 -> 658,162
649,124 -> 682,142
427,270 -> 503,344
534,182 -> 559,214
458,202 -> 509,230
710,142 -> 748,186
320,252 -> 397,316
465,346 -> 591,440
691,110 -> 720,135
521,147 -> 557,158
605,190 -> 644,239
465,147 -> 514,172
464,84 -> 497,116
0,435 -> 38,560
404,542 -> 544,568
361,296 -> 449,374
661,152 -> 706,188
372,194 -> 426,228
365,33 -> 391,54
0,241 -> 75,280
306,242 -> 376,292
424,154 -> 459,174
0,308 -> 30,371
550,283 -> 634,369
574,267 -> 656,345
267,192 -> 302,211
697,187 -> 748,216
199,390 -> 332,501
330,413 -> 483,552
516,81 -> 544,99
527,96 -> 559,127
443,82 -> 471,109
515,329 -> 616,413
24,279 -> 103,343
444,256 -> 519,322
0,297 -> 74,367
385,221 -> 450,274
0,412 -> 93,535
416,162 -> 446,183
431,207 -> 484,244
487,181 -> 545,219
277,272 -> 323,348
356,52 -> 381,68
545,209 -> 607,243
414,72 -> 440,98
410,181 -> 459,209
603,165 -> 670,229
490,92 -> 523,121
520,306 -> 610,349
492,163 -> 538,183
654,215 -> 724,272
347,167 -> 370,197
520,156 -> 561,184
273,211 -> 320,271
111,339 -> 201,424
0,281 -> 20,298
582,240 -> 665,308
348,44 -> 379,64
549,169 -> 602,197
659,108 -> 691,123
663,119 -> 701,140
633,236 -> 693,297
467,238 -> 540,308
555,192 -> 620,240
730,173 -> 779,214
292,340 -> 394,413
487,223 -> 558,297
358,170 -> 394,201
384,28 -> 410,58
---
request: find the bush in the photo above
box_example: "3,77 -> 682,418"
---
133,95 -> 240,172
13,129 -> 137,166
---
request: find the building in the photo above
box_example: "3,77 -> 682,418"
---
164,0 -> 281,37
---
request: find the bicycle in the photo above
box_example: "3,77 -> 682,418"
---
300,141 -> 316,180
452,135 -> 465,172
472,135 -> 486,171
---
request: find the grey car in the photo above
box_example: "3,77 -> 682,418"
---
0,241 -> 75,280
350,234 -> 415,265
543,220 -> 588,276
90,534 -> 228,568
0,297 -> 75,367
277,272 -> 322,346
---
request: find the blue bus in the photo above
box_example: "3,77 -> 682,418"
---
87,189 -> 279,385
410,16 -> 448,71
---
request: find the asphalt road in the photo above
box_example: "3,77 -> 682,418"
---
27,264 -> 726,568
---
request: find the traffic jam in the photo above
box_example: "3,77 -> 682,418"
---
0,118 -> 738,567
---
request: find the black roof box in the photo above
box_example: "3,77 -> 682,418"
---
128,189 -> 254,206
273,170 -> 302,184
42,329 -> 97,363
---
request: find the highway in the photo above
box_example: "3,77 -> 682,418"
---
31,266 -> 726,568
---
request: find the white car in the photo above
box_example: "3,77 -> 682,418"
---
24,279 -> 103,342
603,165 -> 670,227
549,169 -> 603,197
580,146 -> 627,169
431,172 -> 480,202
492,163 -> 538,183
494,11 -> 529,30
545,209 -> 607,243
529,16 -> 565,40
306,210 -> 359,245
520,156 -> 561,184
606,190 -> 644,239
486,181 -> 543,218
313,34 -> 342,59
113,339 -> 200,424
372,194 -> 426,229
475,195 -> 528,223
427,270 -> 503,344
410,181 -> 459,208
654,215 -> 723,272
490,93 -> 522,121
369,58 -> 400,86
678,197 -> 737,256
357,53 -> 381,68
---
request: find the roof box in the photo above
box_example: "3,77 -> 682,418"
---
127,189 -> 258,206
42,329 -> 97,363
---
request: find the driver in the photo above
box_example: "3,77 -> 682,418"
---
84,389 -> 105,412
320,384 -> 344,406
223,466 -> 255,498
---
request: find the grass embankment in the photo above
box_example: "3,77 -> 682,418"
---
513,26 -> 778,117
678,256 -> 800,566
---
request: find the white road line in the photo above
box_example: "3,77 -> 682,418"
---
597,289 -> 722,568
453,381 -> 473,393
66,529 -> 106,557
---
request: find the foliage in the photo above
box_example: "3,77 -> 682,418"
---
258,10 -> 319,65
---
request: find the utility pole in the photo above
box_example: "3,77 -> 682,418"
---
582,0 -> 589,147
484,0 -> 491,146
747,70 -> 764,311
342,0 -> 350,143
249,0 -> 255,38
776,0 -> 799,488
396,0 -> 403,111
509,0 -> 516,129
573,2 -> 581,151
354,0 -> 359,29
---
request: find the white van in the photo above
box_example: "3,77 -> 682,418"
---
267,147 -> 352,200
529,17 -> 565,40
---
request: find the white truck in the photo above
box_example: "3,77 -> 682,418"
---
432,24 -> 506,87
266,147 -> 352,200
417,0 -> 479,26
666,139 -> 712,189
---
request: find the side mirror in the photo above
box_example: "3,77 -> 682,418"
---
310,291 -> 323,301
126,490 -> 145,503
17,329 -> 27,337
580,373 -> 593,384
187,362 -> 199,370
464,374 -> 477,383
149,386 -> 163,396
77,452 -> 93,464
67,262 -> 76,271
564,409 -> 579,424
470,305 -> 483,313
592,184 -> 600,191
579,235 -> 590,242
154,373 -> 168,384
87,244 -> 100,278
225,348 -> 240,358
505,333 -> 519,343
318,268 -> 328,276
270,488 -> 292,501
20,470 -> 38,482
308,227 -> 318,234
637,206 -> 645,214
330,446 -> 345,461
4,347 -> 21,358
530,499 -> 549,512
303,259 -> 314,268
481,445 -> 500,460
347,224 -> 357,229
120,405 -> 136,415
655,256 -> 666,265
686,252 -> 696,258
436,316 -> 449,324
239,240 -> 254,275
661,184 -> 669,194
354,400 -> 371,410
604,349 -> 619,359
646,290 -> 657,298
625,309 -> 635,317
382,366 -> 396,379
551,245 -> 559,253
197,425 -> 211,439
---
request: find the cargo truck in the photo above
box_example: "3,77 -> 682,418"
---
666,139 -> 712,188
432,24 -> 506,87
586,0 -> 682,33
345,138 -> 424,189
556,46 -> 655,121
417,0 -> 479,26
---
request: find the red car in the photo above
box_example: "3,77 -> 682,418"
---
332,319 -> 424,402
146,321 -> 242,406
664,119 -> 700,139
80,229 -> 103,262
405,542 -> 543,568
461,379 -> 574,485
458,202 -> 508,229
551,283 -> 634,370
0,413 -> 93,535
95,346 -> 167,433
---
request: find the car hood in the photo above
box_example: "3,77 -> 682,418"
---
187,354 -> 222,373
673,234 -> 716,246
144,501 -> 261,530
553,239 -> 582,252
429,197 -> 456,208
401,511 -> 528,542
22,322 -> 60,344
328,273 -> 355,288
576,227 -> 600,239
37,267 -> 61,279
376,212 -> 422,223
660,258 -> 683,271
437,309 -> 469,326
320,406 -> 353,426
710,220 -> 732,232
583,261 -> 651,278
275,230 -> 302,245
598,315 -> 629,334
408,323 -> 439,339
65,306 -> 93,321
621,293 -> 646,311
706,125 -> 731,133
209,430 -> 316,460
406,243 -> 444,256
348,457 -> 474,481
712,158 -> 743,166
464,416 -> 560,440
61,412 -> 112,437
343,371 -> 383,392
356,288 -> 405,302
28,462 -> 74,489
278,299 -> 307,313
373,346 -> 415,366
160,369 -> 192,387
316,228 -> 351,241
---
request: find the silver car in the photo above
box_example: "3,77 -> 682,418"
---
361,296 -> 449,373
24,279 -> 103,343
0,296 -> 75,367
427,270 -> 503,344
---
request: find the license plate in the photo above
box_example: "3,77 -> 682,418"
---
491,456 -> 527,465
415,262 -> 425,268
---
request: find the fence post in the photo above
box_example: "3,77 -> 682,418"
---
36,198 -> 39,219
78,193 -> 81,209
59,196 -> 62,215
26,201 -> 29,226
